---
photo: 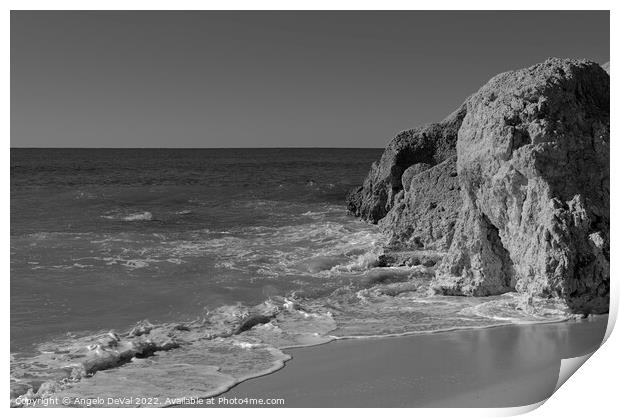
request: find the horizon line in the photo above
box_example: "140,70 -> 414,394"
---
10,146 -> 386,150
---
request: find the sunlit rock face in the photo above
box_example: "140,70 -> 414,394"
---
433,58 -> 609,314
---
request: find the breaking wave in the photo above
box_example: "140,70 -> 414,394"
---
18,215 -> 385,275
101,211 -> 153,222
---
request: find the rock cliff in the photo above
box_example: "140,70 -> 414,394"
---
349,58 -> 610,314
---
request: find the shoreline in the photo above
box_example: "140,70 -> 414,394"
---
11,290 -> 604,407
198,316 -> 608,408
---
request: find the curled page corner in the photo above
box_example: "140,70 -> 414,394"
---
495,350 -> 599,417
548,297 -> 618,400
553,352 -> 594,393
603,296 -> 618,344
494,400 -> 547,417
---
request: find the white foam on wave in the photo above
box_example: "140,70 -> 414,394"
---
328,251 -> 381,273
327,293 -> 577,341
101,211 -> 153,222
84,218 -> 387,277
122,259 -> 150,269
33,205 -> 383,276
122,211 -> 153,221
460,293 -> 574,324
231,340 -> 262,349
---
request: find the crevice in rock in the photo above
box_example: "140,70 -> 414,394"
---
512,128 -> 531,150
482,214 -> 516,290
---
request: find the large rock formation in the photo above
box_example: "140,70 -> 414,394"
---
349,58 -> 610,314
432,59 -> 609,313
346,104 -> 466,224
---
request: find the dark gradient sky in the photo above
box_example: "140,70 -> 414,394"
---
11,11 -> 609,148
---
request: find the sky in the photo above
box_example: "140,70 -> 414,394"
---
11,11 -> 609,148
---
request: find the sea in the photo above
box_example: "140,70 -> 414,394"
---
10,148 -> 573,405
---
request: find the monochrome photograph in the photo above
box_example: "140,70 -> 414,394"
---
9,9 -> 611,408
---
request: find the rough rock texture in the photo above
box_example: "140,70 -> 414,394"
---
346,103 -> 467,223
380,156 -> 461,251
432,59 -> 609,313
401,163 -> 432,191
602,61 -> 609,74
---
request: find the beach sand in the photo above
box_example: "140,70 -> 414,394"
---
206,317 -> 608,408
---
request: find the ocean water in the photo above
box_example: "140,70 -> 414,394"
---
10,148 -> 574,406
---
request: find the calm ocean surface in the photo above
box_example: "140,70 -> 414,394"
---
10,148 -> 573,402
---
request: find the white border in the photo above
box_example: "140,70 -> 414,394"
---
1,1 -> 616,10
4,2 -> 616,417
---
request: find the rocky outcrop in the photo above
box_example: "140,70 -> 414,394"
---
346,104 -> 466,223
349,58 -> 609,314
432,59 -> 609,313
380,156 -> 461,251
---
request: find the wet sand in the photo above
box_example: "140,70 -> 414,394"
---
207,317 -> 607,408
